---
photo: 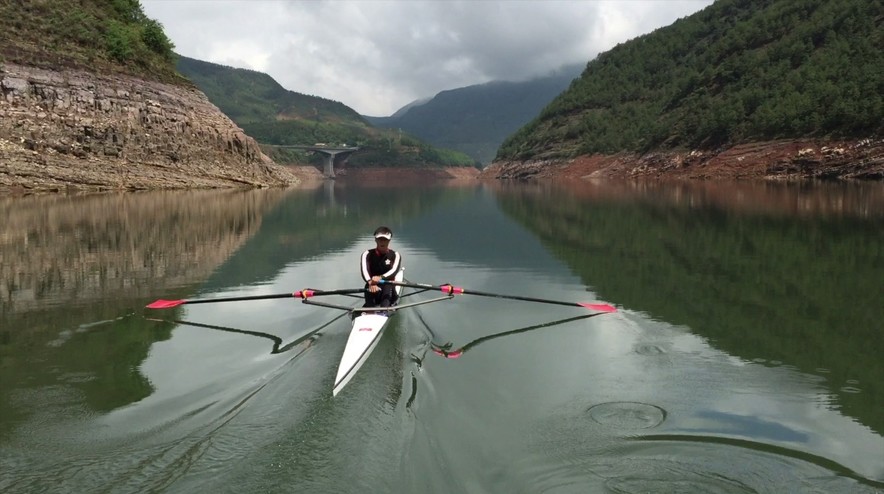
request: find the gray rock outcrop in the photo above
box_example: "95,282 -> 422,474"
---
0,63 -> 300,191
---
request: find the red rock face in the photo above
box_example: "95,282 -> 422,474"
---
481,139 -> 884,181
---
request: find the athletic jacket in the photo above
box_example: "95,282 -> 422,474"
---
360,248 -> 402,282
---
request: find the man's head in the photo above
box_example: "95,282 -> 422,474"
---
374,226 -> 392,252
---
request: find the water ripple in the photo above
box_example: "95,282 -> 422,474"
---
587,401 -> 667,429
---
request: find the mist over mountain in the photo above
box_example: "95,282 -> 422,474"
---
364,64 -> 584,165
385,98 -> 432,119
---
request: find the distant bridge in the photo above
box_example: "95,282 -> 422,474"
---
265,144 -> 360,178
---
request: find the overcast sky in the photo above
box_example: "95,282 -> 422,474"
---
140,0 -> 714,116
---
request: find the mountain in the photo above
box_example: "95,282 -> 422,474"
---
176,55 -> 373,149
497,0 -> 883,163
387,97 -> 432,119
365,64 -> 583,165
176,56 -> 476,168
176,56 -> 365,126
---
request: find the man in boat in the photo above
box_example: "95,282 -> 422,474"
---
360,226 -> 403,309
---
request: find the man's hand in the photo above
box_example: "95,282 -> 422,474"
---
369,276 -> 381,293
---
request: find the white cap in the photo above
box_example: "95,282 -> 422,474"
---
374,232 -> 392,240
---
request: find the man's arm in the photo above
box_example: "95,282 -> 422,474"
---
360,250 -> 372,282
380,251 -> 401,280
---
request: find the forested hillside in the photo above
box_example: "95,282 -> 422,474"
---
177,56 -> 476,168
177,56 -> 365,126
498,0 -> 883,161
0,0 -> 179,83
367,65 -> 582,165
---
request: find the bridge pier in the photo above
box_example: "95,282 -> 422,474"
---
320,150 -> 354,178
261,145 -> 358,178
322,153 -> 335,178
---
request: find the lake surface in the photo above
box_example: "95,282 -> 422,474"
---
1,179 -> 882,493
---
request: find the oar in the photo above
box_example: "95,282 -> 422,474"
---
378,280 -> 617,312
146,288 -> 365,309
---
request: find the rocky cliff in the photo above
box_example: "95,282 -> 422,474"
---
0,63 -> 300,192
481,139 -> 884,181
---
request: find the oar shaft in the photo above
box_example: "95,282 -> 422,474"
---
146,288 -> 366,309
380,280 -> 615,312
187,288 -> 365,303
455,289 -> 583,308
183,293 -> 297,305
300,288 -> 367,297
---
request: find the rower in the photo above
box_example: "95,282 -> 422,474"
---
360,226 -> 403,310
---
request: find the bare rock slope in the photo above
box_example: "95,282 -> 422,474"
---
0,63 -> 300,192
482,139 -> 884,181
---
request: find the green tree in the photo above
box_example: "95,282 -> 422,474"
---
141,18 -> 175,61
105,21 -> 136,62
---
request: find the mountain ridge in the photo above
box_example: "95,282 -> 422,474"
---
365,64 -> 583,165
176,55 -> 477,169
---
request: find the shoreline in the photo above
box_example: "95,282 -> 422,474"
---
481,138 -> 884,181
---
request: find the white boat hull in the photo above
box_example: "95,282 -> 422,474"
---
332,313 -> 392,396
333,271 -> 403,396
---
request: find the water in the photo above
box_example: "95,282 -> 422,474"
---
1,180 -> 882,493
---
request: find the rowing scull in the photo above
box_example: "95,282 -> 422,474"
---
145,276 -> 616,397
332,270 -> 404,396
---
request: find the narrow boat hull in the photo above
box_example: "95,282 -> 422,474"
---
332,313 -> 392,396
333,271 -> 403,396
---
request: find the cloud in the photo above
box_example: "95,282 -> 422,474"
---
141,0 -> 713,116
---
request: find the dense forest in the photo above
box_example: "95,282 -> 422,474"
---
0,0 -> 179,83
498,0 -> 884,161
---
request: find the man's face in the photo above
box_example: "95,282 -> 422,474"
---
375,237 -> 390,252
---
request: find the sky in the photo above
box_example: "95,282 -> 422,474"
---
140,0 -> 714,116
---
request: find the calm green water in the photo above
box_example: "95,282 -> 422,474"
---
1,180 -> 882,493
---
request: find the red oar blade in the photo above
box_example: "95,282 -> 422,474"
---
432,348 -> 463,359
579,303 -> 617,313
146,299 -> 186,309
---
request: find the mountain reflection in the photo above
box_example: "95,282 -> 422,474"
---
0,189 -> 290,433
0,184 -> 474,433
491,180 -> 884,435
